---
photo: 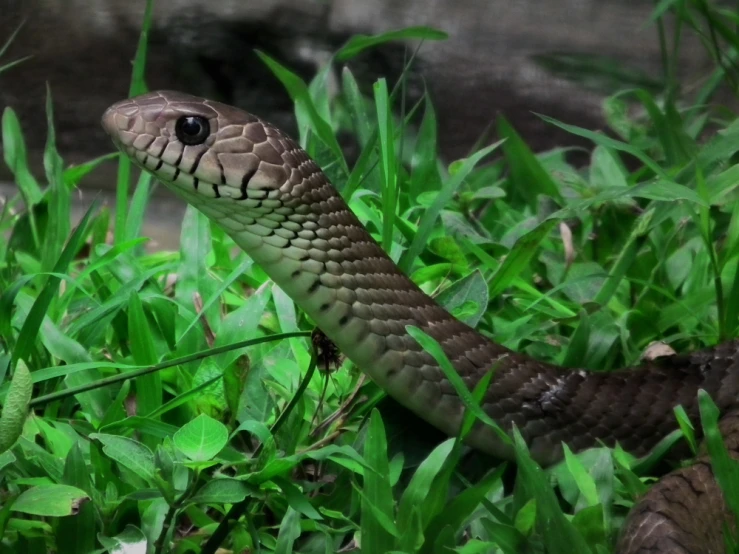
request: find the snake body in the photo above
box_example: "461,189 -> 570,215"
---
102,90 -> 739,553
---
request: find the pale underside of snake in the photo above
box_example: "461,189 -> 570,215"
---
101,90 -> 739,554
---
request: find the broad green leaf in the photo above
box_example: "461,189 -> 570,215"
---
188,478 -> 250,505
275,506 -> 301,554
436,270 -> 489,327
13,485 -> 89,517
173,414 -> 228,462
90,433 -> 155,481
56,444 -> 96,554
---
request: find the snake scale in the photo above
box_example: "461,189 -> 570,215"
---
102,90 -> 739,553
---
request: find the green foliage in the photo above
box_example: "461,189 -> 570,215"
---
3,1 -> 739,553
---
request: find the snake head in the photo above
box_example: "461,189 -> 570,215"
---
101,90 -> 315,206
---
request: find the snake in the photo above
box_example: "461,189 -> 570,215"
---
101,90 -> 739,553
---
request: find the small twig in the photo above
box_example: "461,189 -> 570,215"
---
298,429 -> 344,455
193,292 -> 216,347
311,374 -> 366,438
154,473 -> 202,554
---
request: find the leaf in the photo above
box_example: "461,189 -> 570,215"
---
498,116 -> 563,207
13,200 -> 98,364
98,524 -> 148,554
189,478 -> 250,505
361,409 -> 396,552
478,520 -> 525,554
436,270 -> 490,327
274,506 -> 301,554
2,106 -> 43,205
698,390 -> 739,521
257,51 -> 348,175
488,219 -> 558,300
273,476 -> 323,520
56,444 -> 96,554
423,465 -> 506,552
173,414 -> 228,462
512,428 -> 592,554
514,499 -> 537,535
537,113 -> 671,181
127,292 -> 161,422
374,77 -> 398,252
562,444 -> 600,507
397,438 -> 454,548
674,405 -> 697,455
90,433 -> 155,481
337,26 -> 448,60
12,485 -> 90,517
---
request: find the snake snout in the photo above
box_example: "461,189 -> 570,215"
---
101,101 -> 140,148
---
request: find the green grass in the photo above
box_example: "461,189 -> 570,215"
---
3,1 -> 739,553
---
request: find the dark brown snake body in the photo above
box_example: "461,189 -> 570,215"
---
101,90 -> 739,553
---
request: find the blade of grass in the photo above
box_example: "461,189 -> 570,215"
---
406,325 -> 511,446
41,85 -> 70,276
114,0 -> 154,243
399,140 -> 503,272
361,409 -> 397,553
12,200 -> 99,365
337,26 -> 447,60
498,116 -> 563,207
257,51 -> 348,176
374,78 -> 399,252
513,428 -> 592,554
27,332 -> 311,408
127,293 -> 161,424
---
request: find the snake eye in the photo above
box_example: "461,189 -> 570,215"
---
175,116 -> 210,145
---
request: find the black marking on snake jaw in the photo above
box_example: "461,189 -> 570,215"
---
212,184 -> 220,198
138,135 -> 155,153
154,159 -> 164,171
173,168 -> 181,182
217,159 -> 226,185
190,149 -> 206,174
154,140 -> 167,158
192,178 -> 199,191
237,168 -> 258,200
338,314 -> 350,326
319,303 -> 330,312
308,279 -> 321,293
291,269 -> 301,278
142,154 -> 150,167
174,150 -> 184,168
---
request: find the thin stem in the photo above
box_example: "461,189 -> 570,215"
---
29,331 -> 311,408
155,471 -> 202,554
